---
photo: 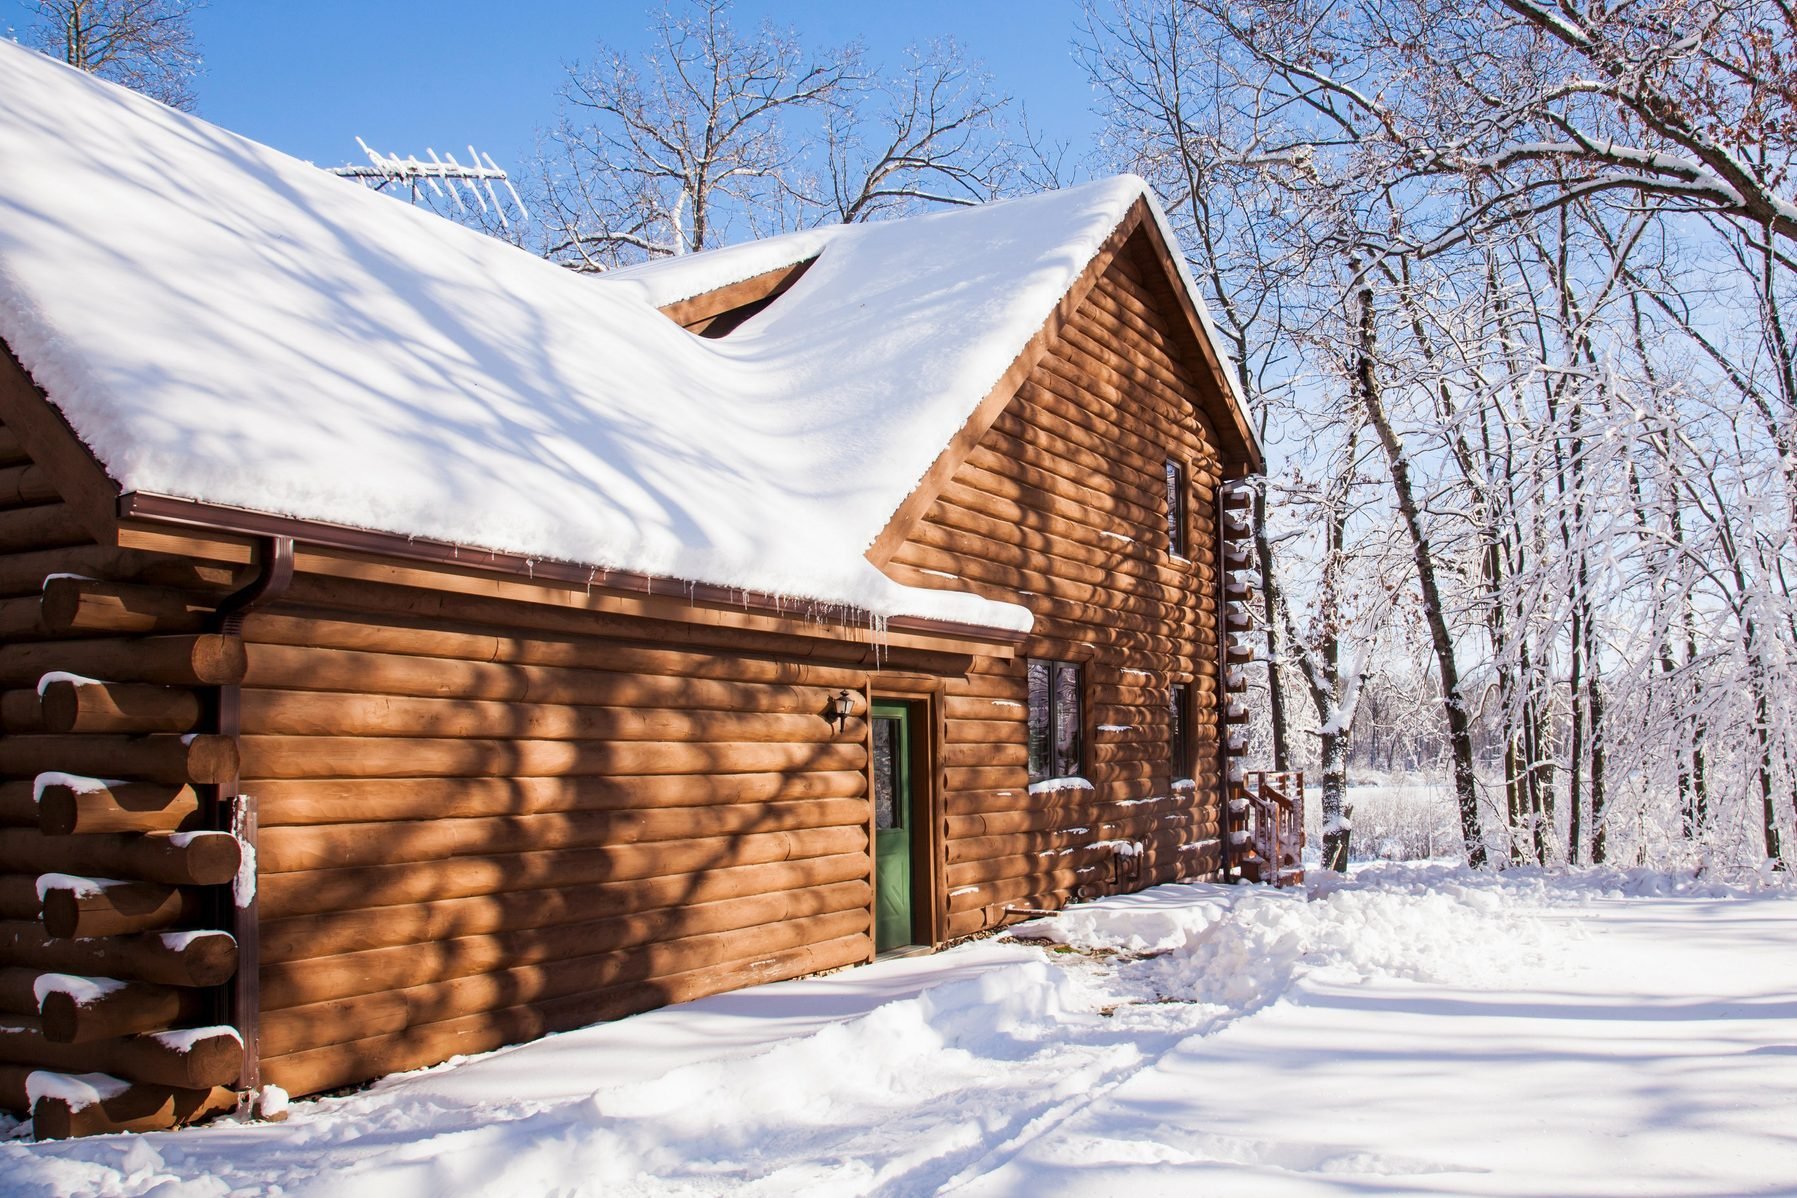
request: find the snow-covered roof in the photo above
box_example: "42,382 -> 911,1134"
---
0,42 -> 1246,634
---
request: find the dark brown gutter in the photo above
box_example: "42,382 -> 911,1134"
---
208,535 -> 294,1105
116,491 -> 1027,646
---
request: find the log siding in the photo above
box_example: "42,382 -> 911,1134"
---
887,238 -> 1235,937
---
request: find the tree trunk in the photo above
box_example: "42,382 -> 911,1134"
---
1351,281 -> 1486,866
1319,729 -> 1351,870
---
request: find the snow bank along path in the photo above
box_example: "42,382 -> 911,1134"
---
5,864 -> 1796,1196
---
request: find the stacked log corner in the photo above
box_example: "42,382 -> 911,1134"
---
0,419 -> 244,1137
1217,481 -> 1263,881
886,235 -> 1238,935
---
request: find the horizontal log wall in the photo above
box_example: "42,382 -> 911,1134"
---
234,581 -> 889,1099
0,415 -> 251,1132
887,236 -> 1232,937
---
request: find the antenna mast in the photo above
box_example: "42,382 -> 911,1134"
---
329,137 -> 530,229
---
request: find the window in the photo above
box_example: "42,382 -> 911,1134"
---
1164,459 -> 1187,558
1169,682 -> 1192,780
1027,659 -> 1084,782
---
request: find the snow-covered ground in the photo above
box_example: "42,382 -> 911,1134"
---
8,863 -> 1797,1197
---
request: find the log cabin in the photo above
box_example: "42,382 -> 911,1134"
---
0,41 -> 1265,1137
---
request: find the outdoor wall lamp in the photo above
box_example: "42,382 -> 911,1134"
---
828,689 -> 855,733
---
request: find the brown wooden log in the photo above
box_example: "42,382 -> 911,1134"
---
947,803 -> 1176,839
940,741 -> 1027,770
0,1019 -> 242,1089
258,827 -> 868,918
0,922 -> 236,987
38,679 -> 204,735
945,783 -> 1100,817
0,596 -> 45,641
259,912 -> 868,1061
239,689 -> 836,743
976,420 -> 1164,527
36,780 -> 202,836
991,404 -> 1169,506
947,827 -> 1105,867
261,573 -> 965,673
1003,399 -> 1170,517
39,578 -> 215,636
0,504 -> 90,554
1065,296 -> 1217,425
0,426 -> 28,468
0,545 -> 239,601
239,734 -> 863,781
243,614 -> 839,683
932,479 -> 1145,571
909,507 -> 1188,594
241,641 -> 865,712
943,694 -> 1026,722
0,463 -> 59,507
261,931 -> 871,1099
891,540 -> 1181,623
262,880 -> 874,1011
943,718 -> 1022,745
944,765 -> 1027,793
0,783 -> 37,830
946,865 -> 1102,914
0,735 -> 238,785
0,872 -> 37,920
0,688 -> 42,733
0,966 -> 38,1014
259,796 -> 869,874
0,634 -> 246,688
262,856 -> 871,963
39,978 -> 207,1044
963,444 -> 1161,532
4,827 -> 240,889
30,1079 -> 238,1139
40,878 -> 206,939
1048,312 -> 1205,439
1005,379 -> 1182,485
948,845 -> 1116,890
253,769 -> 864,827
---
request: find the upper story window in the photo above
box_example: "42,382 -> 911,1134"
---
1169,681 -> 1192,780
1164,459 -> 1188,559
1026,658 -> 1083,782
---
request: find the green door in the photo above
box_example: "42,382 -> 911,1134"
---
872,703 -> 915,952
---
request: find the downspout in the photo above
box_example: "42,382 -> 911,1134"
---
1214,485 -> 1234,883
209,535 -> 294,1103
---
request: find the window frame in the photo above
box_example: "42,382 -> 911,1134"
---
1169,680 -> 1193,781
1164,458 -> 1189,560
1026,658 -> 1085,783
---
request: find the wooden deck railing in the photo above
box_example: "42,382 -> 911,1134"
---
1234,770 -> 1305,887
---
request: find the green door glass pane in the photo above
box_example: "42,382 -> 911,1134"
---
872,704 -> 913,952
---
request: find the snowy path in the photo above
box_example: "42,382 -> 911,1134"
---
7,866 -> 1797,1197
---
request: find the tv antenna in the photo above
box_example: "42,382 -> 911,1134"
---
330,137 -> 529,229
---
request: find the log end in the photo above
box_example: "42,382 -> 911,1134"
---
185,736 -> 242,787
192,635 -> 248,686
35,784 -> 77,837
37,680 -> 78,737
174,830 -> 242,887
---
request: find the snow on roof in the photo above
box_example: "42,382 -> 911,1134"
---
0,43 -> 1242,633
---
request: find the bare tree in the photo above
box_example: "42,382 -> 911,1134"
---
26,0 -> 202,111
819,40 -> 1013,223
537,1 -> 1022,270
540,0 -> 859,269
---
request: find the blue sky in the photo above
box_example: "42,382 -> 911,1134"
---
1,1 -> 1104,179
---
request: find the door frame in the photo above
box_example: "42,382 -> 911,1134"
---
865,688 -> 943,953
